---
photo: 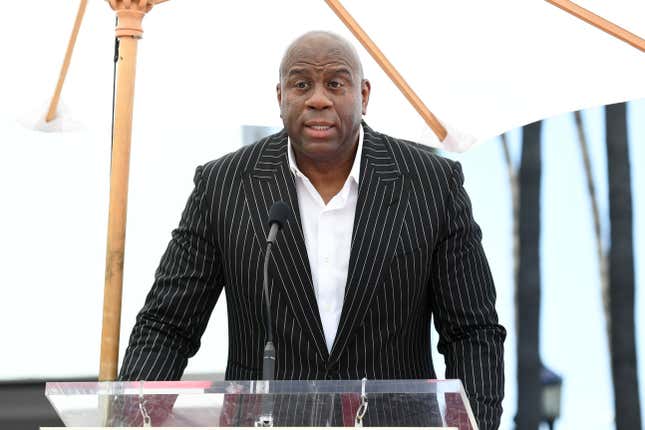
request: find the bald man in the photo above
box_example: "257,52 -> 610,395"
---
120,31 -> 506,429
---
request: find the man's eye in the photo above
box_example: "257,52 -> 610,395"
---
295,81 -> 309,89
328,80 -> 343,89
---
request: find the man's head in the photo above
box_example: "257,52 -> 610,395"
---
277,31 -> 370,164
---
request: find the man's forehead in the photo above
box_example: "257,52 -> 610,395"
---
285,45 -> 355,67
280,33 -> 362,78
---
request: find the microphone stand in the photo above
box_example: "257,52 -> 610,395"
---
256,224 -> 279,427
255,201 -> 289,427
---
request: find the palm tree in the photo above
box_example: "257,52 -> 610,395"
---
574,112 -> 613,423
515,121 -> 543,429
605,102 -> 641,429
500,134 -> 519,298
573,110 -> 609,326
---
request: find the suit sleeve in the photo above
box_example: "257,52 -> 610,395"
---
430,161 -> 506,430
119,165 -> 225,381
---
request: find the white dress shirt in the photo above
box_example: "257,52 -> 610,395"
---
287,126 -> 363,352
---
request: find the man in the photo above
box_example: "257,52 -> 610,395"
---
120,31 -> 506,429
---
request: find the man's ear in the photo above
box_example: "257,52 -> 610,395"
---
276,83 -> 282,105
361,79 -> 371,115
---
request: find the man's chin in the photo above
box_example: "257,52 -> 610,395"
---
303,146 -> 339,159
295,141 -> 344,162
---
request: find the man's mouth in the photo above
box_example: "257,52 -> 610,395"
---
305,121 -> 335,129
303,122 -> 336,139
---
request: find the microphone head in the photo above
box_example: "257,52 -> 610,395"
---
268,201 -> 291,229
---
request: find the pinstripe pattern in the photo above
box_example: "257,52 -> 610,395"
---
120,123 -> 506,429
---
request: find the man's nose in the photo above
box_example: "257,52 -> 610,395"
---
305,85 -> 332,110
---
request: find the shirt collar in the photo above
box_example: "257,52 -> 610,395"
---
287,124 -> 364,186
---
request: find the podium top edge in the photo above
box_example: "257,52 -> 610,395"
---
45,379 -> 465,396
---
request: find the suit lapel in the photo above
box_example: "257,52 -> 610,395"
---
329,124 -> 411,364
242,131 -> 329,362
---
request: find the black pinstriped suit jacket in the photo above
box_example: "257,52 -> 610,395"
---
120,123 -> 506,429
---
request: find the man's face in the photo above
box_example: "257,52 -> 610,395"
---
277,35 -> 370,163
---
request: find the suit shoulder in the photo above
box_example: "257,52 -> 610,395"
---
197,130 -> 286,185
378,131 -> 458,183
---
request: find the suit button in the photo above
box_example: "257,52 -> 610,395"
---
325,362 -> 339,379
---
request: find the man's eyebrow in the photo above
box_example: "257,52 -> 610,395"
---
286,67 -> 353,77
330,67 -> 353,77
286,68 -> 308,78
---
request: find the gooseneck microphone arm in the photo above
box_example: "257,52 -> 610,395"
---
261,202 -> 291,381
262,239 -> 276,381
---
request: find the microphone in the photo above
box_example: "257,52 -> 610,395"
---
266,200 -> 291,243
262,201 -> 290,381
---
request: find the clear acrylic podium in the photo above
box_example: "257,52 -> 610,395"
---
44,379 -> 478,429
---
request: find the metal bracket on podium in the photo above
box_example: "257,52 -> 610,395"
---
254,380 -> 274,427
354,378 -> 368,427
138,381 -> 152,427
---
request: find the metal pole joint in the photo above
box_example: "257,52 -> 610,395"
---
107,0 -> 155,38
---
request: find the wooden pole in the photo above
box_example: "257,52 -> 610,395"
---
99,36 -> 138,382
45,0 -> 87,122
99,0 -> 154,382
324,0 -> 448,142
546,0 -> 645,52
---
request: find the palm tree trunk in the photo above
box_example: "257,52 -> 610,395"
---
515,121 -> 543,429
573,110 -> 610,334
501,134 -> 522,391
501,134 -> 519,301
605,102 -> 641,429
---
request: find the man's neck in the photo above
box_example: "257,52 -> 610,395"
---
294,142 -> 357,204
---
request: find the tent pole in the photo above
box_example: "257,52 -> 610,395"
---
45,0 -> 87,123
99,0 -> 154,382
546,0 -> 644,52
